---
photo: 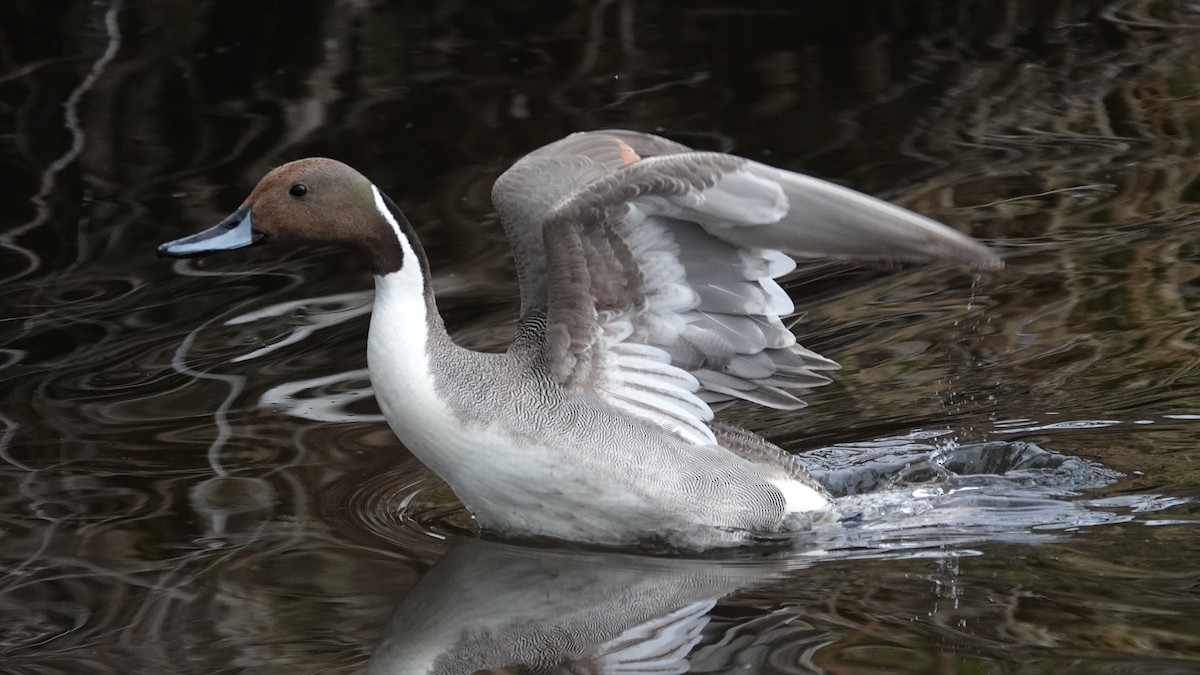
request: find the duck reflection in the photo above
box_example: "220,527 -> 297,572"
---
366,538 -> 820,675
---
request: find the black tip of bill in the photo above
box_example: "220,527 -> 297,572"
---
158,205 -> 265,258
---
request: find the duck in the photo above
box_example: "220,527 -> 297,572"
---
159,130 -> 1000,551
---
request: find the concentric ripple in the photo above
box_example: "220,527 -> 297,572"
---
318,457 -> 476,557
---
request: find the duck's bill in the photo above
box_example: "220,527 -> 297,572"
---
157,205 -> 265,258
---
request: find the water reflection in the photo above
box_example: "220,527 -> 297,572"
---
366,538 -> 807,675
359,437 -> 1171,674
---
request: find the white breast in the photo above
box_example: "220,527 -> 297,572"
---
365,198 -> 600,535
366,184 -> 487,485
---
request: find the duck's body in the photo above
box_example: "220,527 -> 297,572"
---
160,130 -> 1000,550
367,196 -> 825,548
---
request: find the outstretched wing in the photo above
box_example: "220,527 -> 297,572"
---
492,130 -> 1000,445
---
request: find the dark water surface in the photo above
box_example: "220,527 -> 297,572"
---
3,1 -> 1200,672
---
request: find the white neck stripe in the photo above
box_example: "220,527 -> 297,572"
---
371,184 -> 406,246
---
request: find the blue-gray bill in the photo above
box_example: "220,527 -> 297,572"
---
157,205 -> 264,258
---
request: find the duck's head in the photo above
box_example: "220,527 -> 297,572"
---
158,158 -> 413,275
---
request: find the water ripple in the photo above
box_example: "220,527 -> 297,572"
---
319,458 -> 472,558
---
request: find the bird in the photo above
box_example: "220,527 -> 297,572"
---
159,129 -> 1001,551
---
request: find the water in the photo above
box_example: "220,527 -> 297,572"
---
3,0 -> 1200,672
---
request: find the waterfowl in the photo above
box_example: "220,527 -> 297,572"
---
159,130 -> 1000,551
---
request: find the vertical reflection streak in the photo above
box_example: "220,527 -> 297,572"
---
0,0 -> 124,284
170,320 -> 244,477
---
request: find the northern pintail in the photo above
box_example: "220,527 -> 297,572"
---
159,130 -> 1000,551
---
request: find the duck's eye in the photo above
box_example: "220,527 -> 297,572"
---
289,183 -> 308,198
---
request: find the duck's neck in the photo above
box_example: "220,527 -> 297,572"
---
367,185 -> 445,325
369,266 -> 452,389
366,182 -> 457,348
365,185 -> 461,433
368,269 -> 466,480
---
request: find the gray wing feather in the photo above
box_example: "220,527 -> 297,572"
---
706,161 -> 1002,266
493,130 -> 1001,443
493,131 -> 692,314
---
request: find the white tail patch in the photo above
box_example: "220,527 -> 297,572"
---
770,478 -> 831,514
